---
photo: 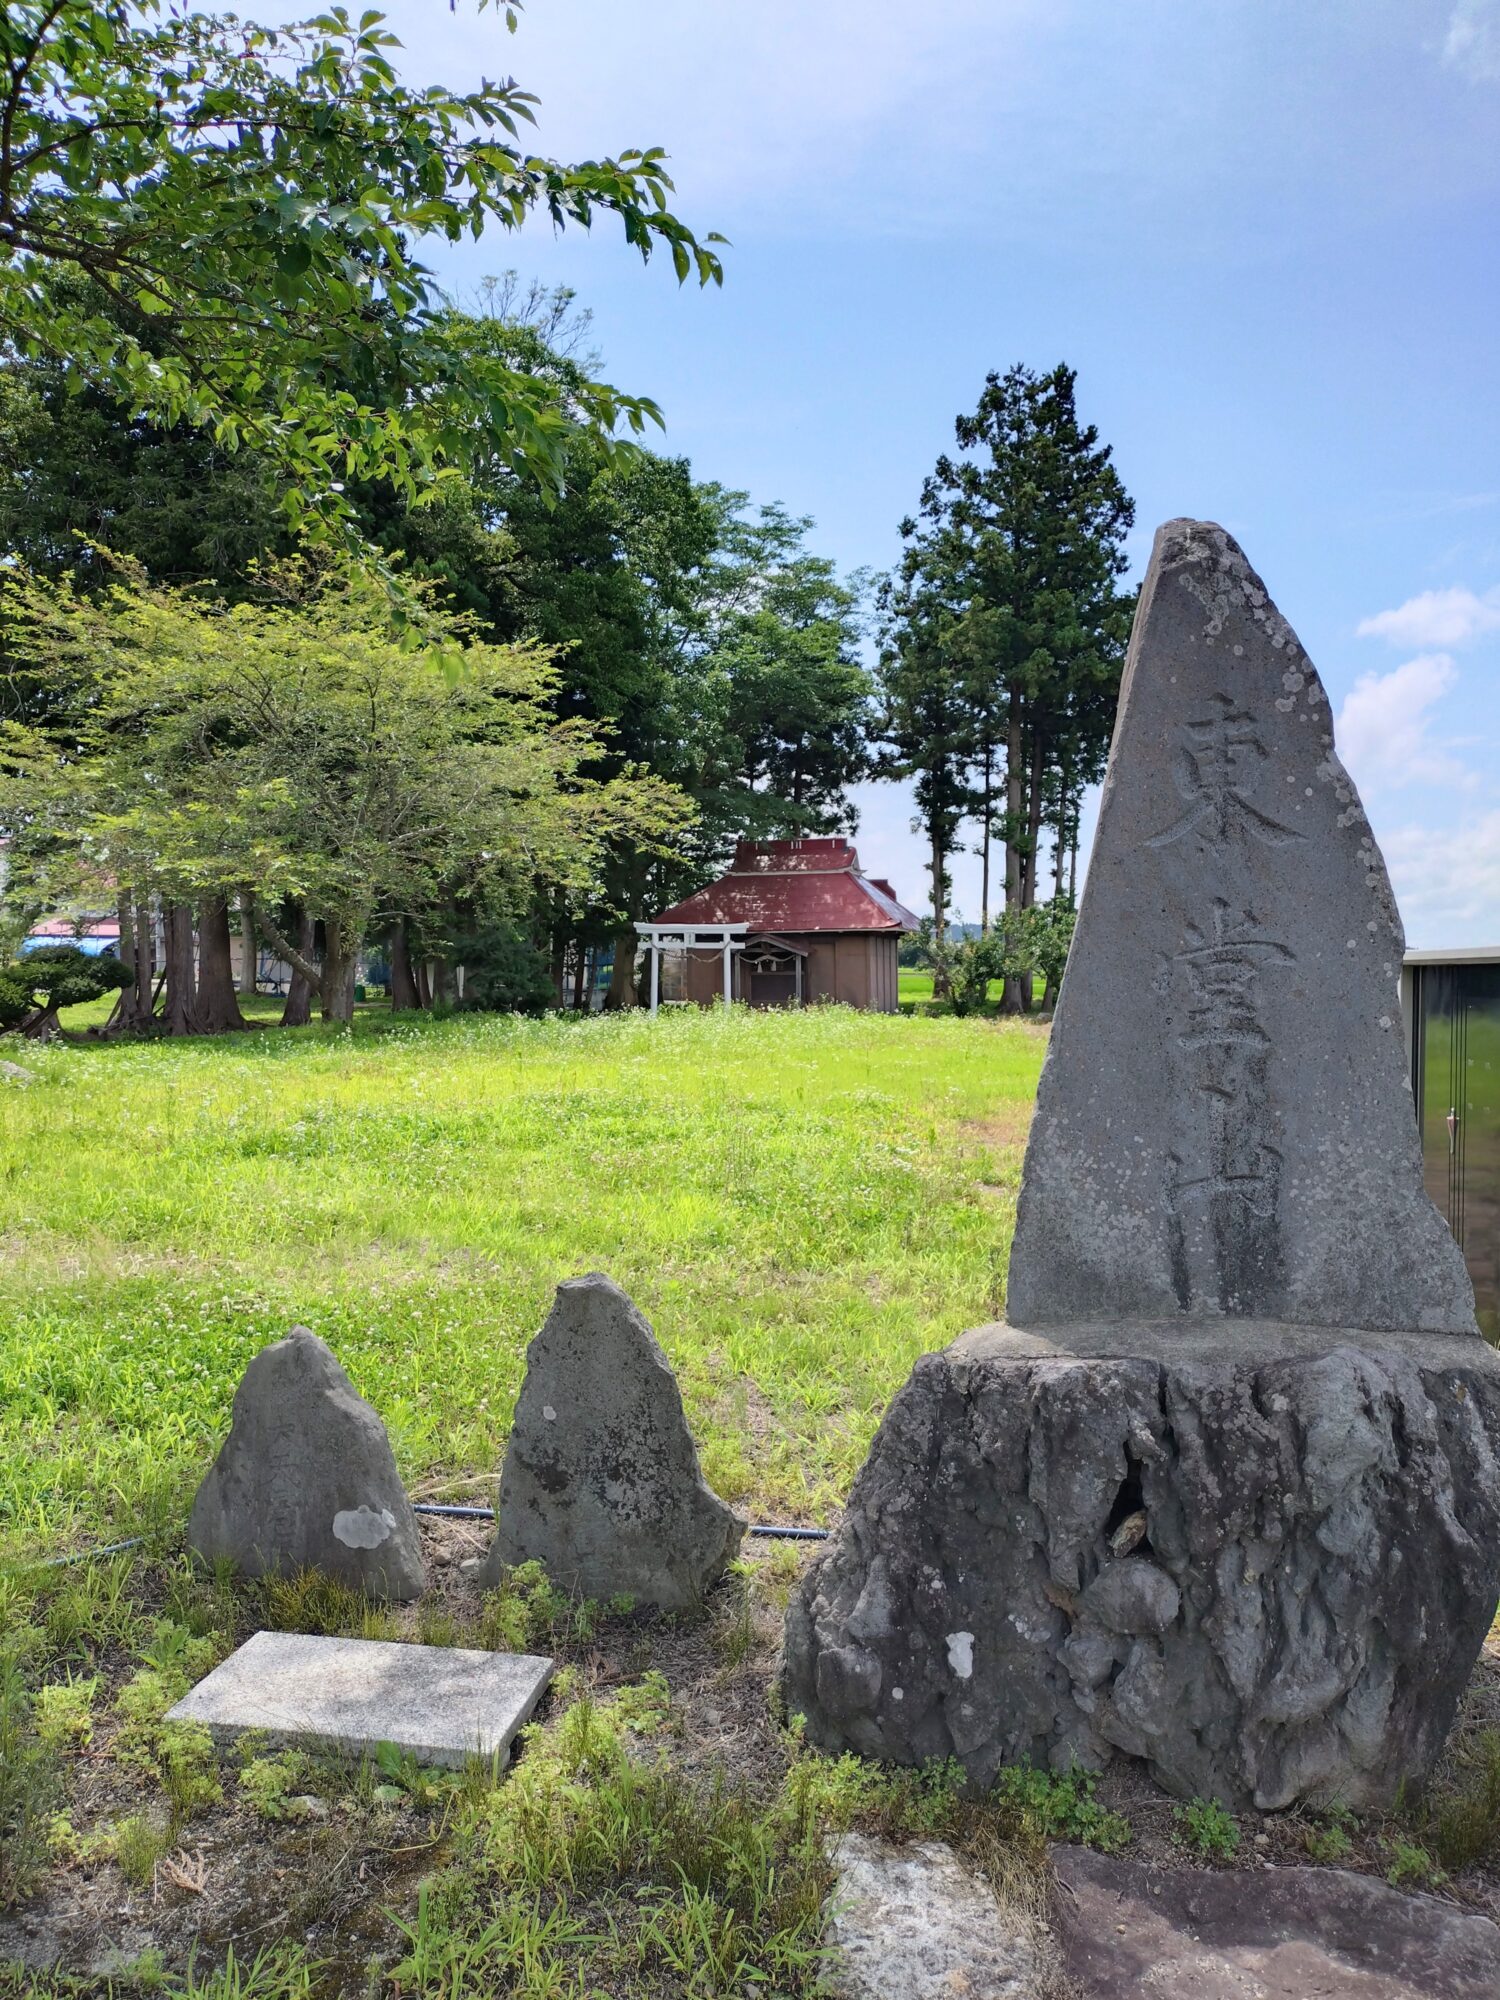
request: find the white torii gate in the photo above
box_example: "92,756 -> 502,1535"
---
633,922 -> 748,1016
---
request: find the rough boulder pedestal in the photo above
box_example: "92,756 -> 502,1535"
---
480,1274 -> 744,1610
189,1327 -> 425,1601
783,519 -> 1500,1810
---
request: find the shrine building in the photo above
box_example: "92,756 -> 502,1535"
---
639,837 -> 920,1013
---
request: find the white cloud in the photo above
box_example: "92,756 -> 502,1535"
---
371,0 -> 1046,221
1355,586 -> 1500,648
1445,0 -> 1500,81
1334,653 -> 1478,793
1382,810 -> 1500,948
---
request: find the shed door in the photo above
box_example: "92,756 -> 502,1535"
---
749,970 -> 798,1008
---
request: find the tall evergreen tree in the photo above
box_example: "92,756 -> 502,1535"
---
881,362 -> 1133,1006
875,568 -> 973,989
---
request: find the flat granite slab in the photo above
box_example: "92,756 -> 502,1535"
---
166,1630 -> 553,1769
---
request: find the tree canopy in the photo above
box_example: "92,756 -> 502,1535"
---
0,3 -> 724,553
0,557 -> 693,1023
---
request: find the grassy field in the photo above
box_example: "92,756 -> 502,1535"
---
0,1006 -> 1045,1564
6,1004 -> 1498,2000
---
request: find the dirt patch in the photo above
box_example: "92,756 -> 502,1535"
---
962,1106 -> 1034,1155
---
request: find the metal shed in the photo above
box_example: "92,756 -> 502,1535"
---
1402,946 -> 1500,1340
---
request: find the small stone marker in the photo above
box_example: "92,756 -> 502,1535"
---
189,1326 -> 425,1601
1052,1846 -> 1500,2000
783,521 -> 1500,1810
166,1630 -> 553,1770
826,1834 -> 1044,1998
481,1273 -> 744,1610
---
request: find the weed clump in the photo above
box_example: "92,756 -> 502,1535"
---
993,1762 -> 1131,1852
1383,1837 -> 1446,1890
1417,1728 -> 1500,1873
259,1570 -> 397,1643
105,1809 -> 172,1889
1173,1796 -> 1240,1861
394,1673 -> 834,1995
478,1560 -> 602,1652
33,1673 -> 99,1752
239,1748 -> 316,1823
0,1657 -> 63,1908
1303,1808 -> 1355,1864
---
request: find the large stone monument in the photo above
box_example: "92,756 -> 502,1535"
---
783,520 -> 1500,1810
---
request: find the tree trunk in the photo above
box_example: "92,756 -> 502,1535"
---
276,902 -> 318,1027
1018,730 -> 1047,1012
197,895 -> 248,1032
321,919 -> 358,1024
1068,831 -> 1078,908
135,897 -> 157,1023
572,945 -> 589,1012
979,742 -> 993,936
111,895 -> 134,1027
162,902 -> 204,1036
237,893 -> 258,996
429,955 -> 449,1008
109,893 -> 152,1034
1004,684 -> 1024,914
415,956 -> 431,1009
929,820 -> 953,1000
389,922 -> 420,1011
1052,756 -> 1071,903
1021,730 -> 1045,910
604,929 -> 640,1010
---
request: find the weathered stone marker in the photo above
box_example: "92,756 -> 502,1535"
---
189,1327 -> 425,1601
481,1273 -> 744,1610
783,520 -> 1500,1809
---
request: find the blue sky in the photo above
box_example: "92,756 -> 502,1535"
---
371,0 -> 1499,945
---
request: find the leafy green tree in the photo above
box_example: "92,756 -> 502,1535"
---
708,503 -> 873,819
0,303 -> 289,603
1031,897 -> 1077,1015
0,285 -> 874,1014
0,559 -> 694,1026
0,3 -> 723,558
0,967 -> 34,1030
584,490 -> 872,1004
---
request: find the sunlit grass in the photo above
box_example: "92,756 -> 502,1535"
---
0,1006 -> 1042,1559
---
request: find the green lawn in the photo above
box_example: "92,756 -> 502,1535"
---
0,1006 -> 1044,1562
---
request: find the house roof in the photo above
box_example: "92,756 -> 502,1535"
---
655,838 -> 920,935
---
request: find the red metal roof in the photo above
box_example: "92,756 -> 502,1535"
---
655,839 -> 920,935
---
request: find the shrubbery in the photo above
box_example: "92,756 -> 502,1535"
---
0,945 -> 128,1037
456,924 -> 558,1016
